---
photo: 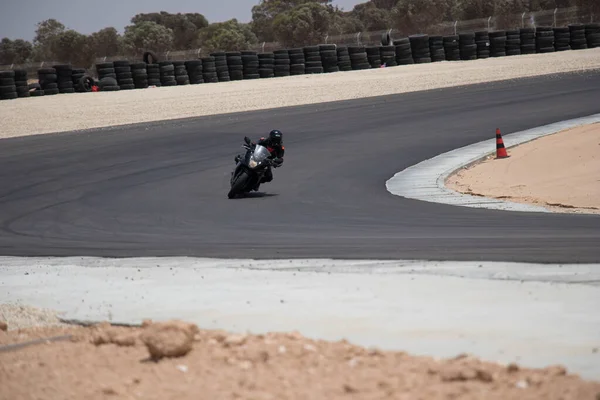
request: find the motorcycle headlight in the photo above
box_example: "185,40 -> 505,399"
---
248,159 -> 258,168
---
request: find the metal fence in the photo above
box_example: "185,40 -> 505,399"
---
1,5 -> 596,73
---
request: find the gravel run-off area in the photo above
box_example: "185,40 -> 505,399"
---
0,49 -> 598,139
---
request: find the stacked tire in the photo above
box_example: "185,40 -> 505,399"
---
585,23 -> 600,48
443,35 -> 460,61
553,27 -> 571,51
394,38 -> 414,65
131,63 -> 148,89
410,34 -> 431,63
242,51 -> 260,79
201,57 -> 219,83
505,30 -> 521,56
429,36 -> 445,62
14,69 -> 29,98
380,45 -> 397,67
147,63 -> 161,86
0,70 -> 17,100
304,46 -> 323,74
54,64 -> 75,94
210,53 -> 230,82
336,47 -> 352,71
38,68 -> 59,95
460,33 -> 478,60
185,60 -> 204,84
173,61 -> 190,85
274,49 -> 291,77
489,31 -> 507,57
520,28 -> 536,54
366,46 -> 382,68
258,52 -> 275,78
319,44 -> 339,73
114,61 -> 134,90
96,62 -> 116,80
98,77 -> 119,92
159,61 -> 177,87
569,24 -> 588,50
226,52 -> 243,81
289,48 -> 307,75
29,83 -> 44,97
535,26 -> 555,53
349,46 -> 370,70
72,68 -> 86,91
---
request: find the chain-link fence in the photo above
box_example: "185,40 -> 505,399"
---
1,5 -> 597,73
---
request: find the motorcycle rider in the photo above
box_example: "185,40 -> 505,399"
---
235,129 -> 285,189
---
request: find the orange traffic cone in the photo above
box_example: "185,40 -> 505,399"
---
496,128 -> 509,159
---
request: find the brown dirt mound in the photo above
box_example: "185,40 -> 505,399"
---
1,320 -> 599,400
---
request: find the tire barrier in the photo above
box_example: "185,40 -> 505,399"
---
14,69 -> 29,98
380,45 -> 397,67
173,60 -> 191,85
2,24 -> 599,101
226,52 -> 243,81
395,38 -> 414,65
410,34 -> 431,63
489,30 -> 507,57
289,48 -> 306,75
54,64 -> 75,94
554,27 -> 571,52
304,46 -> 323,74
443,35 -> 461,61
506,30 -> 521,56
320,44 -> 339,73
210,52 -> 230,83
258,52 -> 275,79
38,68 -> 59,95
147,63 -> 161,86
185,60 -> 203,84
536,26 -> 555,53
273,49 -> 290,77
520,28 -> 536,54
0,70 -> 17,100
131,62 -> 149,89
474,31 -> 490,59
366,46 -> 382,68
348,46 -> 369,70
570,24 -> 587,49
201,56 -> 218,83
587,23 -> 600,48
159,61 -> 176,87
429,35 -> 445,62
114,60 -> 134,90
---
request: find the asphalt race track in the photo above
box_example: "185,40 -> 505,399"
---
1,71 -> 599,262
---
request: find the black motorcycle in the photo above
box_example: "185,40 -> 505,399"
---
228,137 -> 276,199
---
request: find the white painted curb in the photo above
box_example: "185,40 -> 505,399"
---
386,113 -> 600,213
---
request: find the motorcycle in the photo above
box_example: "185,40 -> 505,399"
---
228,137 -> 276,199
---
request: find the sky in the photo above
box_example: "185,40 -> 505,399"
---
0,0 -> 367,41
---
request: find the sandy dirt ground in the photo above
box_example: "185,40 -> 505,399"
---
447,123 -> 600,214
0,49 -> 599,139
1,319 -> 599,400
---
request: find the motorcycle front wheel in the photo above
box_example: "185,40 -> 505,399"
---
227,170 -> 250,199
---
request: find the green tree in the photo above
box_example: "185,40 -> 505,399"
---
198,19 -> 258,52
131,11 -> 209,49
352,2 -> 393,30
251,0 -> 329,42
0,38 -> 33,64
391,0 -> 454,33
32,18 -> 65,60
52,29 -> 94,66
89,27 -> 121,57
122,21 -> 174,55
272,2 -> 334,47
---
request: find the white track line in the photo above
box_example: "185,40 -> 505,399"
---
386,113 -> 600,213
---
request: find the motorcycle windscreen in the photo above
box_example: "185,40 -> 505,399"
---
251,145 -> 271,164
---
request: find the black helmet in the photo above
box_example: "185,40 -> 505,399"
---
269,129 -> 283,145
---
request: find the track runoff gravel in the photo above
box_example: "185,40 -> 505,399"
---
1,320 -> 599,400
0,49 -> 598,139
